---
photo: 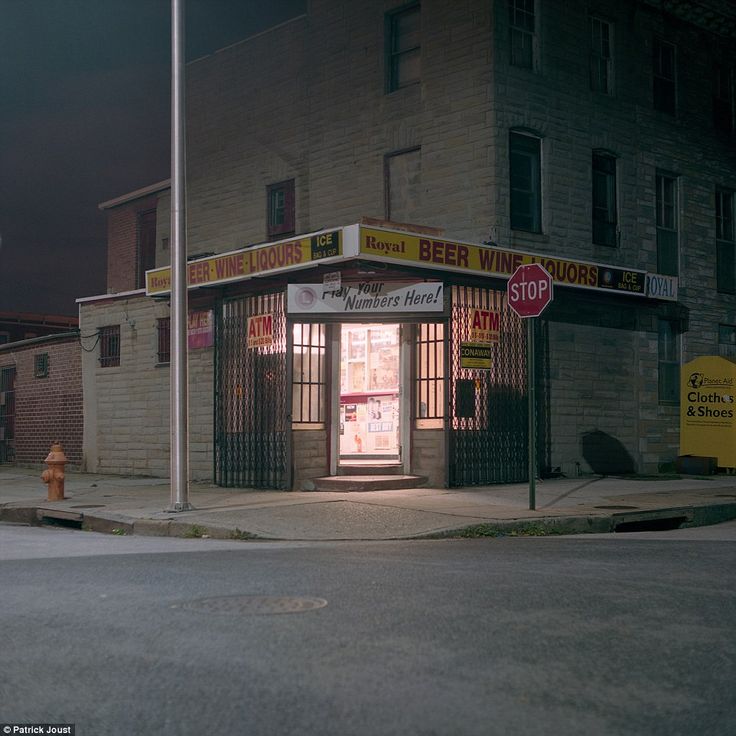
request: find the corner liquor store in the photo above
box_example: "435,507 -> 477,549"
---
146,223 -> 678,490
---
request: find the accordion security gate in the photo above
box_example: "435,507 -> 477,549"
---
449,285 -> 529,485
215,292 -> 289,489
0,367 -> 15,464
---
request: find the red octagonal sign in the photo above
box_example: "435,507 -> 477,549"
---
507,263 -> 554,318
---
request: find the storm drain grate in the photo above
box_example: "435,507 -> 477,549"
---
594,505 -> 639,510
614,516 -> 689,533
177,595 -> 328,615
70,504 -> 106,509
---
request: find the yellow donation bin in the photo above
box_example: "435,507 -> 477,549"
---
680,356 -> 736,469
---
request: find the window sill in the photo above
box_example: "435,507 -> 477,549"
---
511,230 -> 548,246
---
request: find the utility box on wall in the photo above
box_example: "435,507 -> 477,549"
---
680,356 -> 736,470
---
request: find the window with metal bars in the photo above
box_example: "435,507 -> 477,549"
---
414,323 -> 444,428
292,323 -> 326,425
34,353 -> 49,378
157,317 -> 171,364
99,325 -> 120,368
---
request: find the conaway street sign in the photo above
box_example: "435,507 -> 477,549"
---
287,281 -> 444,314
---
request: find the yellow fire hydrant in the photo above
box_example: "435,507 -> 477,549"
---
42,441 -> 67,501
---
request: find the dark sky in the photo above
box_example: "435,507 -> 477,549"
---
0,0 -> 305,316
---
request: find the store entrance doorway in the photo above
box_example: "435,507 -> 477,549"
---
338,323 -> 401,466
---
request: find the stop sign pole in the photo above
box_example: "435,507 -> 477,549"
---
507,264 -> 554,511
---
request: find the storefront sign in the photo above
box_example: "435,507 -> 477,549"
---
680,356 -> 736,468
460,343 -> 492,369
187,309 -> 214,349
468,308 -> 500,343
287,281 -> 443,314
646,273 -> 678,301
246,313 -> 274,349
146,230 -> 342,295
359,226 -> 656,298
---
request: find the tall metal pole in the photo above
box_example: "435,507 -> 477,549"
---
527,317 -> 536,511
168,0 -> 192,511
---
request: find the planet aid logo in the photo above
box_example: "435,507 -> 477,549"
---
685,372 -> 734,420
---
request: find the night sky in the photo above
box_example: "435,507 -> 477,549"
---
0,0 -> 304,316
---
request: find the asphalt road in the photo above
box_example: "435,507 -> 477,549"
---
1,522 -> 734,736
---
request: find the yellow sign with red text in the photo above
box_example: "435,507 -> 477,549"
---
359,227 -> 645,294
145,231 -> 341,295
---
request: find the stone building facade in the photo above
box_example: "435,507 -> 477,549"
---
80,0 -> 736,486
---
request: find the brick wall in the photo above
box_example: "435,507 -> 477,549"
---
106,194 -> 161,293
0,334 -> 83,467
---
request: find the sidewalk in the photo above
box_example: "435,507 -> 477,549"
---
1,465 -> 736,541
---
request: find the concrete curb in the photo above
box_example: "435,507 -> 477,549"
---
2,499 -> 736,542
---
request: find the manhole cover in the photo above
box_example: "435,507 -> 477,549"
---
69,504 -> 106,509
594,505 -> 640,510
179,595 -> 328,615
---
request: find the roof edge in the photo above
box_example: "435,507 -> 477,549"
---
98,180 -> 171,211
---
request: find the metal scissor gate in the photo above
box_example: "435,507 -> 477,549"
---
215,292 -> 289,488
0,366 -> 16,464
449,285 -> 529,485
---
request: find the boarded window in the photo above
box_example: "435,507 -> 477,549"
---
385,147 -> 422,223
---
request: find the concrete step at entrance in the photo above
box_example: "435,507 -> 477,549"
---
312,474 -> 428,492
339,464 -> 404,476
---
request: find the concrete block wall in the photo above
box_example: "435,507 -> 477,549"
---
411,429 -> 445,488
292,429 -> 329,490
0,335 -> 83,468
79,294 -> 214,479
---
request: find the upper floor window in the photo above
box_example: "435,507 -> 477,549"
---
386,3 -> 420,92
716,187 -> 735,294
714,65 -> 735,135
510,132 -> 541,233
653,39 -> 676,115
99,325 -> 120,368
509,0 -> 535,70
656,172 -> 678,276
590,17 -> 613,94
266,179 -> 295,240
592,151 -> 617,246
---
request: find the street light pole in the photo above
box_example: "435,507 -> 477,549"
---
168,0 -> 193,511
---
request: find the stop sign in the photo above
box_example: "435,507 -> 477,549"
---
507,263 -> 553,318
